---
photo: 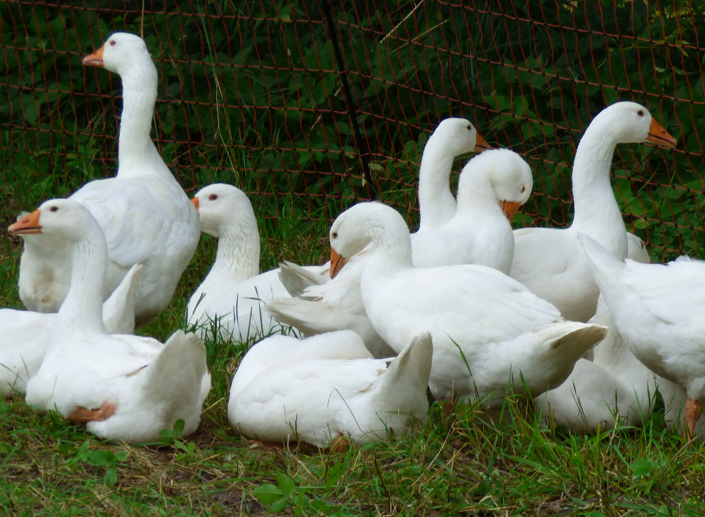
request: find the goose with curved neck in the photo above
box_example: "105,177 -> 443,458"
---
11,199 -> 209,444
18,32 -> 200,327
510,102 -> 677,322
328,202 -> 607,407
267,119 -> 488,356
187,183 -> 324,343
412,148 -> 532,273
417,118 -> 489,232
0,263 -> 143,397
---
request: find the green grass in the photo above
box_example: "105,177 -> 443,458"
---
3,149 -> 705,516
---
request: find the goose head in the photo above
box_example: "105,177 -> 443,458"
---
9,199 -> 95,243
191,183 -> 257,239
83,32 -> 153,76
590,102 -> 676,148
426,118 -> 491,157
329,202 -> 407,278
458,148 -> 533,220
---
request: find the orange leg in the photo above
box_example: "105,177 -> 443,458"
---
67,401 -> 117,423
442,393 -> 459,419
329,434 -> 350,453
684,398 -> 702,439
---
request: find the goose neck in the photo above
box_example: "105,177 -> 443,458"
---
418,145 -> 456,232
366,221 -> 413,274
116,68 -> 159,172
54,228 -> 109,338
569,125 -> 627,257
210,227 -> 261,283
456,174 -> 498,215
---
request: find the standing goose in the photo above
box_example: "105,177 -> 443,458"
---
18,32 -> 200,326
0,263 -> 143,397
510,102 -> 676,322
187,183 -> 325,342
228,330 -> 432,447
11,200 -> 210,444
535,234 -> 687,433
579,233 -> 705,437
267,120 -> 490,355
328,202 -> 606,407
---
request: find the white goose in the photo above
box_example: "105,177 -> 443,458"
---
11,199 -> 210,444
187,183 -> 325,343
535,234 -> 682,432
579,233 -> 705,436
267,120 -> 491,355
510,102 -> 676,322
18,32 -> 200,326
228,330 -> 432,447
1,263 -> 142,397
411,148 -> 532,273
328,202 -> 606,407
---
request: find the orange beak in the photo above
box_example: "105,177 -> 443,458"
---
646,119 -> 677,149
191,197 -> 200,213
330,248 -> 348,279
83,45 -> 105,67
8,209 -> 42,235
474,132 -> 492,152
499,201 -> 522,222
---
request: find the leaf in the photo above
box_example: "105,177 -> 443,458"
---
277,473 -> 296,495
630,458 -> 656,478
104,467 -> 118,486
253,483 -> 284,504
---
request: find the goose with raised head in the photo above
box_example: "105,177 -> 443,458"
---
267,120 -> 491,355
11,200 -> 210,444
228,330 -> 432,447
510,102 -> 676,322
328,202 -> 607,407
187,183 -> 325,342
535,233 -> 689,433
0,263 -> 143,397
18,32 -> 200,326
579,233 -> 705,437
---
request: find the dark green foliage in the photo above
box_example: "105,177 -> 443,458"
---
2,1 -> 705,260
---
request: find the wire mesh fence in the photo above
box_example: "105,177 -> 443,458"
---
1,0 -> 704,261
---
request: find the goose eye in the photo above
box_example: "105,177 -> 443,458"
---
209,194 -> 218,201
521,186 -> 526,194
50,206 -> 59,212
332,232 -> 338,239
110,40 -> 116,47
467,125 -> 472,131
637,110 -> 644,117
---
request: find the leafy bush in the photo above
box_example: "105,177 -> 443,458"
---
1,0 -> 704,259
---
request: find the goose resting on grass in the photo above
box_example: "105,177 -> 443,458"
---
11,199 -> 210,444
187,183 -> 326,343
327,202 -> 607,409
0,263 -> 143,397
228,330 -> 433,447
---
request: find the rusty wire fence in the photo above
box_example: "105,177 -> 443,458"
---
2,0 -> 705,260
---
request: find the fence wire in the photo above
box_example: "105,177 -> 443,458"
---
1,0 -> 704,260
